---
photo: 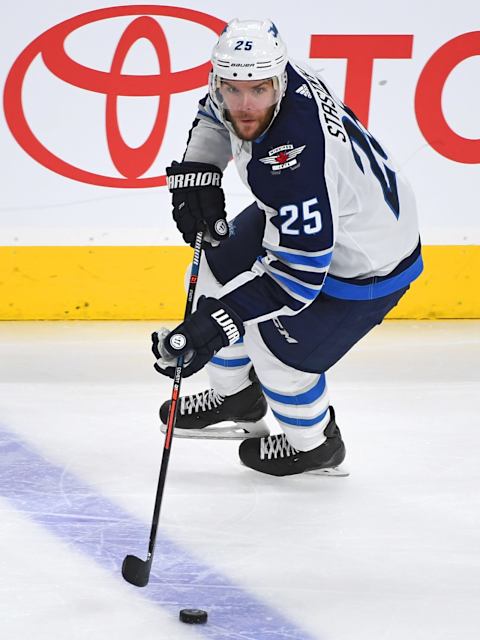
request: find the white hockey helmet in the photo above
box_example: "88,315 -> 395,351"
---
209,19 -> 288,127
211,19 -> 287,81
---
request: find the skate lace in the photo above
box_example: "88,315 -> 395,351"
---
180,389 -> 225,415
260,434 -> 298,460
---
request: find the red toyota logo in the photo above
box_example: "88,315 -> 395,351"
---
3,6 -> 226,187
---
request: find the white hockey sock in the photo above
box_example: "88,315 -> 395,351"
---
281,410 -> 330,451
261,374 -> 331,452
206,337 -> 252,397
186,258 -> 253,396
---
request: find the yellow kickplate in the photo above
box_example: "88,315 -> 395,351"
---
0,245 -> 478,320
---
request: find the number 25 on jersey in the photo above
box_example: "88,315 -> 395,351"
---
280,198 -> 322,235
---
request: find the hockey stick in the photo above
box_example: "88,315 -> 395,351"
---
122,230 -> 204,587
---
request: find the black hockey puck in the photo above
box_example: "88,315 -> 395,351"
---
179,608 -> 208,624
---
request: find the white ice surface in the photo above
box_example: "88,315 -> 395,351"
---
0,320 -> 479,640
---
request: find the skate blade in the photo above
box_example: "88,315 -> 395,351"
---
160,419 -> 270,440
307,466 -> 350,477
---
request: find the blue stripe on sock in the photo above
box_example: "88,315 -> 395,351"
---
272,407 -> 329,427
210,356 -> 251,368
262,375 -> 326,405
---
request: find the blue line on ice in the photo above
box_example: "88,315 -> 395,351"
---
0,425 -> 318,640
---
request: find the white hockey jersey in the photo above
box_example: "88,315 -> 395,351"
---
183,62 -> 422,324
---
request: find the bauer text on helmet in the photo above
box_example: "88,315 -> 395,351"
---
210,19 -> 288,141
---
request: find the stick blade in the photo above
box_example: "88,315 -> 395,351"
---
122,554 -> 152,587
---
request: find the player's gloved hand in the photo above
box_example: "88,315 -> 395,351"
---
166,161 -> 229,247
151,296 -> 244,378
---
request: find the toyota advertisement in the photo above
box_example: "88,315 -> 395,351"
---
0,1 -> 478,318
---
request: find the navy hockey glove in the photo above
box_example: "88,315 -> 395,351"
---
151,296 -> 244,379
166,161 -> 229,247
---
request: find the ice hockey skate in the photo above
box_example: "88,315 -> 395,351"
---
160,373 -> 270,440
238,407 -> 348,476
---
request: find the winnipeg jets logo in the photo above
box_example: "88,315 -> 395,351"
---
259,144 -> 306,172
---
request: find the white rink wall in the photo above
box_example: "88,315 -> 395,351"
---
1,0 -> 479,246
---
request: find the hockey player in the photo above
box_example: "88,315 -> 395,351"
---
151,19 -> 423,476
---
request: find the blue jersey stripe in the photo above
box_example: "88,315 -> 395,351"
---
272,249 -> 332,268
272,407 -> 329,427
270,272 -> 320,300
323,254 -> 423,300
267,258 -> 327,285
262,375 -> 326,405
198,109 -> 221,124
